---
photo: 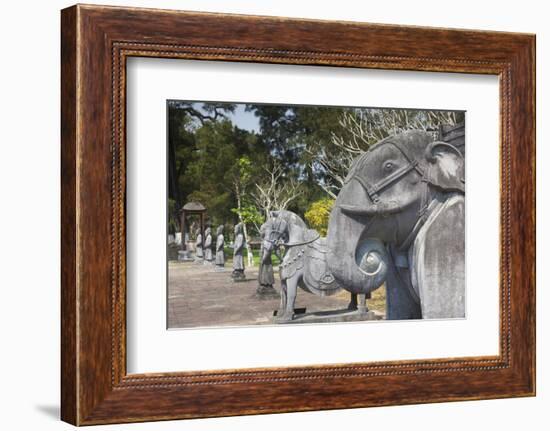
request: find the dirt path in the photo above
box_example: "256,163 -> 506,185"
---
168,261 -> 385,328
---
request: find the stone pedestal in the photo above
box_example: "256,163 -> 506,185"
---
274,308 -> 382,324
186,240 -> 197,252
167,243 -> 180,261
178,250 -> 194,262
231,270 -> 246,282
254,285 -> 280,300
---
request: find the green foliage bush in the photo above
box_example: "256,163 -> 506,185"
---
304,198 -> 335,236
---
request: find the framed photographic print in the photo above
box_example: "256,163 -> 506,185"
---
61,4 -> 535,425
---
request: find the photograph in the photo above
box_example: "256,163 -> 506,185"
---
42,0 -> 539,424
0,0 -> 542,428
167,101 -> 466,329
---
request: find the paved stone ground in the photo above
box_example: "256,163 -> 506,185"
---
168,261 -> 386,329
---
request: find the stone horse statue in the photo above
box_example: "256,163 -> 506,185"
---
261,210 -> 388,322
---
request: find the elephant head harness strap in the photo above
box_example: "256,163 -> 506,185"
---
345,140 -> 439,253
346,140 -> 432,217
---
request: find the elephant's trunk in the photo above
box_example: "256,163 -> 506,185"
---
326,206 -> 373,293
327,180 -> 386,294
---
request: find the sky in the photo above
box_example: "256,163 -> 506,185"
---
186,101 -> 261,133
226,104 -> 261,133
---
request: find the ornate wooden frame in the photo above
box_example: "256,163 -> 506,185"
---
61,4 -> 535,425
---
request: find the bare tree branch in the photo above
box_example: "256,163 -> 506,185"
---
308,109 -> 460,197
251,162 -> 303,217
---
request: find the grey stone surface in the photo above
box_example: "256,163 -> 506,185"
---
231,223 -> 246,280
182,201 -> 206,211
258,222 -> 275,288
283,308 -> 382,324
195,229 -> 203,261
178,250 -> 194,262
327,130 -> 465,319
261,210 -> 364,323
167,243 -> 180,261
215,225 -> 225,268
257,261 -> 275,287
409,193 -> 465,318
255,285 -> 280,299
186,239 -> 197,253
203,227 -> 212,263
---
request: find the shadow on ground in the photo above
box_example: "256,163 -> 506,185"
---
35,404 -> 59,420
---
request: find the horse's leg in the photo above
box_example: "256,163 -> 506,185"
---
277,275 -> 298,322
347,293 -> 358,310
284,275 -> 298,320
357,293 -> 368,314
278,278 -> 287,318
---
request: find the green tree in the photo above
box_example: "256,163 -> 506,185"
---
227,156 -> 261,266
186,120 -> 239,225
167,101 -> 237,227
304,197 -> 335,236
247,104 -> 349,216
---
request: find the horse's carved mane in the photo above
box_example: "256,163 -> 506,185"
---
270,210 -> 307,229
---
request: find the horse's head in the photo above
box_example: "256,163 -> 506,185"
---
260,212 -> 290,264
260,210 -> 308,263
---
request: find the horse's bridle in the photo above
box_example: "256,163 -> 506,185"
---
264,217 -> 288,246
264,217 -> 320,248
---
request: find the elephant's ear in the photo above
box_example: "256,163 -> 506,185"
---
424,141 -> 465,193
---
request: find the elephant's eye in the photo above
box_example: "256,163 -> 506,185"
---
384,162 -> 394,172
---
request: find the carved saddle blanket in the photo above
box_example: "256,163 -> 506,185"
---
280,230 -> 341,296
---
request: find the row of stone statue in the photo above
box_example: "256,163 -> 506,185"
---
190,222 -> 277,295
194,223 -> 246,280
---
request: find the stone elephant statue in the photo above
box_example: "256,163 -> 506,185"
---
327,130 -> 465,319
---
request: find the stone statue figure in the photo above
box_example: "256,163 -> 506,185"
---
231,223 -> 246,280
215,225 -> 225,270
262,129 -> 465,322
262,210 -> 382,322
326,130 -> 465,320
195,227 -> 203,261
189,221 -> 198,240
203,227 -> 213,264
256,221 -> 279,298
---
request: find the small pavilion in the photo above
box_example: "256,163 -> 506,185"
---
179,202 -> 207,250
